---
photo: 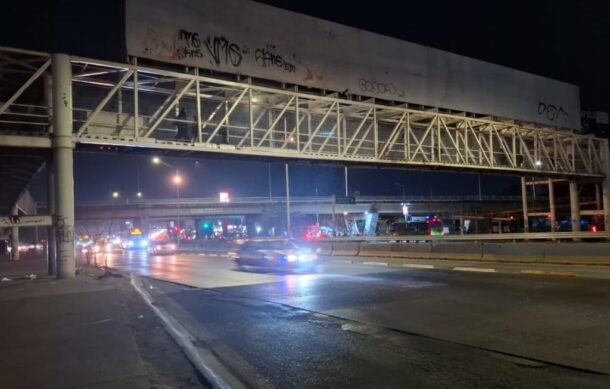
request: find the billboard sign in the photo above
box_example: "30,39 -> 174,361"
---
126,0 -> 581,129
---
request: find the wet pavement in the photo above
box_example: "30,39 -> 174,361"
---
104,250 -> 610,388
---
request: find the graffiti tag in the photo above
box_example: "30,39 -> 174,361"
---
538,102 -> 568,122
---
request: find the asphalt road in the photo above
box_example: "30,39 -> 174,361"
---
103,250 -> 610,388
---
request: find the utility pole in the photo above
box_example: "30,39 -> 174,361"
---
344,166 -> 349,196
285,163 -> 291,237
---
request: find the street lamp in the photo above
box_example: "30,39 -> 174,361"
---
151,157 -> 183,244
112,191 -> 119,199
136,192 -> 142,198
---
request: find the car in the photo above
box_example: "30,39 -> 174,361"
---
149,241 -> 178,255
231,240 -> 318,271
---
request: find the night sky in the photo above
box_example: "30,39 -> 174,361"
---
2,0 -> 608,203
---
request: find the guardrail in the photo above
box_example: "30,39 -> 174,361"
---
319,232 -> 610,242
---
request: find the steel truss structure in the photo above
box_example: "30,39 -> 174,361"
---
0,46 -> 608,178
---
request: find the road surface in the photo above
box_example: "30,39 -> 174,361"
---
101,250 -> 610,388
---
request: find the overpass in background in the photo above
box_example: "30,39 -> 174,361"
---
0,46 -> 609,276
72,195 -> 523,233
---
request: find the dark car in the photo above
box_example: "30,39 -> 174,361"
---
230,240 -> 318,271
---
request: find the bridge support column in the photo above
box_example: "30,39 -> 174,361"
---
47,158 -> 57,274
10,206 -> 19,261
548,179 -> 556,232
52,53 -> 75,278
521,177 -> 529,232
45,75 -> 56,274
569,180 -> 581,236
603,178 -> 610,232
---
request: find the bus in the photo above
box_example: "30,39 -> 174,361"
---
389,216 -> 445,236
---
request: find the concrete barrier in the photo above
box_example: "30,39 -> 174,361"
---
304,241 -> 333,256
543,243 -> 610,265
390,243 -> 433,259
358,243 -> 393,258
481,243 -> 546,263
431,243 -> 483,261
331,242 -> 360,256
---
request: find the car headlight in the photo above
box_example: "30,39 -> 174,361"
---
127,241 -> 134,247
286,254 -> 297,262
140,239 -> 149,247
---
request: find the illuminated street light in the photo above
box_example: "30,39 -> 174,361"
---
112,191 -> 119,198
136,192 -> 142,198
151,157 -> 184,246
535,160 -> 543,167
343,211 -> 348,216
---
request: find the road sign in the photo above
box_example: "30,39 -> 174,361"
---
335,196 -> 356,204
0,215 -> 52,228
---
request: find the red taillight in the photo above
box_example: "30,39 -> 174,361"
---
592,225 -> 598,232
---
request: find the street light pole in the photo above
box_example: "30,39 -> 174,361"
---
285,163 -> 291,237
152,157 -> 183,245
394,183 -> 406,200
175,169 -> 180,245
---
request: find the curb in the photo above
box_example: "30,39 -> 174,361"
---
129,274 -> 245,389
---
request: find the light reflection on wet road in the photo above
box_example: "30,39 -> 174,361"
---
95,249 -> 610,378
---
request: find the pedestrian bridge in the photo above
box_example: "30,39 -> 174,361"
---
1,46 -> 608,178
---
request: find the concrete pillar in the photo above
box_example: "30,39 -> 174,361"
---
548,179 -> 556,232
10,207 -> 19,261
45,74 -> 56,274
47,159 -> 57,274
603,179 -> 610,232
521,177 -> 529,233
569,180 -> 580,233
52,53 -> 75,278
596,183 -> 602,210
459,217 -> 464,235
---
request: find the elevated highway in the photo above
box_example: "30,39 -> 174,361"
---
72,195 -> 522,225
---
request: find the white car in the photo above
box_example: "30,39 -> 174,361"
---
148,241 -> 178,255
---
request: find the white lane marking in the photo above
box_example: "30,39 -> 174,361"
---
402,264 -> 435,269
453,267 -> 497,273
130,274 -> 241,389
82,318 -> 112,326
362,261 -> 389,266
520,270 -> 577,277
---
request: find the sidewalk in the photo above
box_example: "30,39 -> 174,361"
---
0,254 -> 207,389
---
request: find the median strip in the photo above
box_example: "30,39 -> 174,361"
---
453,267 -> 497,273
